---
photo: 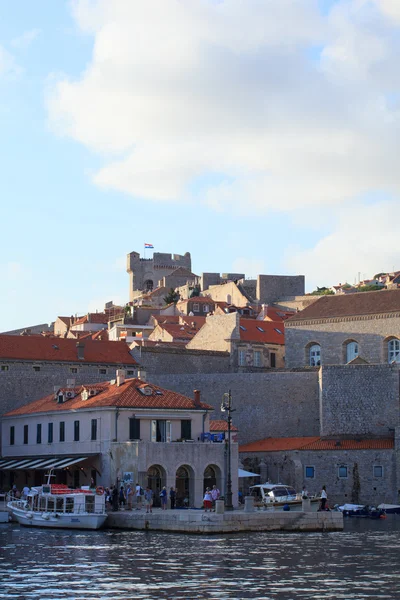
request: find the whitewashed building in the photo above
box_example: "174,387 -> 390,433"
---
0,371 -> 238,508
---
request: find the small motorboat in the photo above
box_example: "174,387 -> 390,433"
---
249,482 -> 320,511
7,472 -> 107,530
377,503 -> 400,514
337,503 -> 385,519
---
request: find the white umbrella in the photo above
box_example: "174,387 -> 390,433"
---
238,468 -> 260,478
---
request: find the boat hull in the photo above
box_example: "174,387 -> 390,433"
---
260,499 -> 320,512
9,506 -> 107,530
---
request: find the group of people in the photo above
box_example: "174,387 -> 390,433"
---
104,483 -> 178,512
203,485 -> 220,512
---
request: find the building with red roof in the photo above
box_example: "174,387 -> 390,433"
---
1,373 -> 238,507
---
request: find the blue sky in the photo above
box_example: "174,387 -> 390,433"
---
1,0 -> 400,332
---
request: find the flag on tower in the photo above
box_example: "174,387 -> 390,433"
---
144,243 -> 154,249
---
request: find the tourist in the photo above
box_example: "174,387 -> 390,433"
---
160,486 -> 167,510
11,485 -> 20,499
126,484 -> 134,510
135,482 -> 142,510
111,485 -> 119,511
22,485 -> 30,500
211,484 -> 220,509
169,487 -> 176,509
144,487 -> 153,513
119,485 -> 126,508
105,487 -> 111,510
319,485 -> 328,511
203,488 -> 212,512
301,486 -> 308,499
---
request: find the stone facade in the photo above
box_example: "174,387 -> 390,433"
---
130,346 -> 231,375
127,251 -> 192,301
257,275 -> 305,305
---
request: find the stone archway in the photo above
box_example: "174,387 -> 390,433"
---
175,465 -> 195,508
203,464 -> 222,494
146,464 -> 166,507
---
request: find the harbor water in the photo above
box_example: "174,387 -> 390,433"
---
1,516 -> 400,599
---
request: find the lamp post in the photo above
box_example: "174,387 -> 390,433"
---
221,390 -> 234,511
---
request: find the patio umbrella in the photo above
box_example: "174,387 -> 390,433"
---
238,469 -> 260,478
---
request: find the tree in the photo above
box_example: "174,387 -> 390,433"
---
163,288 -> 180,305
310,287 -> 334,296
189,286 -> 201,298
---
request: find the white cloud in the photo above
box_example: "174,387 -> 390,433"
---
11,29 -> 40,49
0,45 -> 19,77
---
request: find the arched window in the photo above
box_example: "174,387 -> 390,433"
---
144,279 -> 153,292
388,338 -> 400,363
346,341 -> 359,362
309,344 -> 321,367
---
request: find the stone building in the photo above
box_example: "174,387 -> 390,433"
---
1,373 -> 238,508
127,250 -> 192,301
285,289 -> 400,368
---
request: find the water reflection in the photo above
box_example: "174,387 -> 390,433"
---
1,518 -> 400,599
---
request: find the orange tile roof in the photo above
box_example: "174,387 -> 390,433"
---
239,318 -> 284,345
288,289 -> 400,322
73,313 -> 109,326
209,419 -> 238,432
154,323 -> 201,341
263,307 -> 295,322
240,437 -> 394,452
0,335 -> 137,365
4,378 -> 213,416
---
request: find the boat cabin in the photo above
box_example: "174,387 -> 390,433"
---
249,483 -> 298,505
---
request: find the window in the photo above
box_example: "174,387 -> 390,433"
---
274,328 -> 283,335
238,349 -> 246,366
10,426 -> 15,446
270,352 -> 276,368
59,421 -> 65,442
1,365 -> 9,371
346,341 -> 359,362
129,418 -> 140,440
309,344 -> 321,366
256,326 -> 265,333
151,419 -> 171,442
239,325 -> 247,331
33,366 -> 41,372
74,420 -> 80,441
181,419 -> 192,440
36,424 -> 42,444
127,370 -> 135,376
192,303 -> 200,312
48,423 -> 53,444
388,339 -> 400,363
70,367 -> 77,374
373,465 -> 383,478
253,351 -> 262,367
91,419 -> 97,441
338,465 -> 348,478
202,304 -> 210,313
99,369 -> 107,375
23,425 -> 28,445
305,466 -> 315,478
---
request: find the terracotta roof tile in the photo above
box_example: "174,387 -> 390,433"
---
209,419 -> 238,432
0,335 -> 137,365
240,437 -> 394,452
288,289 -> 400,322
239,319 -> 284,345
4,378 -> 213,416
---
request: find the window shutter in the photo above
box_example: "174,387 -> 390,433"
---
151,420 -> 157,442
166,421 -> 172,443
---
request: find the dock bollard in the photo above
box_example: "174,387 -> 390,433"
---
244,496 -> 255,513
215,500 -> 225,514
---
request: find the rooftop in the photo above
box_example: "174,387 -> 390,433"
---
240,437 -> 394,452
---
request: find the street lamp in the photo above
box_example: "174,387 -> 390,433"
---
221,390 -> 235,511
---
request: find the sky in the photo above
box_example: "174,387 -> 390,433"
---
1,0 -> 400,332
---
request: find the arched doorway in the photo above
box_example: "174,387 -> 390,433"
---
146,464 -> 166,507
144,279 -> 154,292
175,465 -> 194,508
203,465 -> 217,492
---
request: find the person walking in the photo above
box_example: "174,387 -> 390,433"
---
169,487 -> 176,510
211,485 -> 220,510
160,486 -> 167,510
203,488 -> 212,512
144,487 -> 153,513
319,485 -> 328,511
111,485 -> 119,512
126,484 -> 134,510
119,485 -> 126,508
135,482 -> 142,510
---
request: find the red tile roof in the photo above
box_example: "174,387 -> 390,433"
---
240,437 -> 394,452
239,319 -> 284,345
73,313 -> 109,326
4,378 -> 213,416
263,307 -> 295,322
209,419 -> 239,432
0,335 -> 137,365
152,323 -> 201,341
288,289 -> 400,322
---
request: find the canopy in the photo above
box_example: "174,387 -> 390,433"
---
238,468 -> 260,478
0,456 -> 93,470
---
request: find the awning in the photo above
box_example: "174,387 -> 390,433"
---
0,456 -> 93,470
238,468 -> 261,478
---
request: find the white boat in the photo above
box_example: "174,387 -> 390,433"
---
249,482 -> 320,510
7,477 -> 107,530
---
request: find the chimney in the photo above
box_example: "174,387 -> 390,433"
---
191,321 -> 196,329
138,369 -> 147,382
76,341 -> 85,360
193,389 -> 201,407
116,369 -> 126,386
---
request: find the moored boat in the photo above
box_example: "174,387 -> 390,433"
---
7,477 -> 107,530
377,503 -> 400,514
337,503 -> 385,519
249,482 -> 320,511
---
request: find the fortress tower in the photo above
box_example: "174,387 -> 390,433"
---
127,250 -> 192,301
